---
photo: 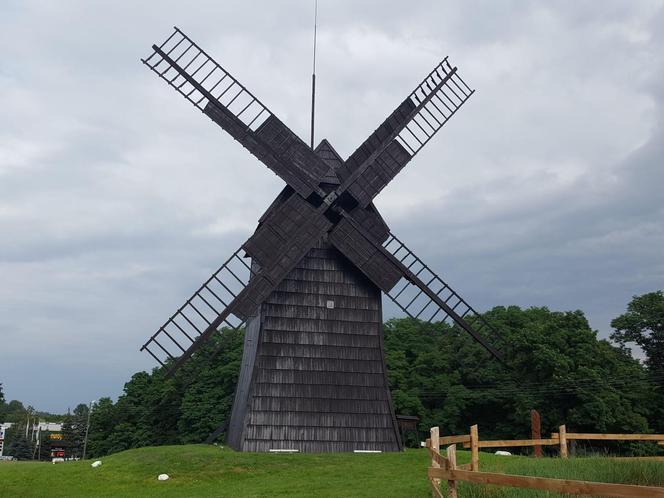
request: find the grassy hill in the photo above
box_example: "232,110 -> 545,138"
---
0,445 -> 662,497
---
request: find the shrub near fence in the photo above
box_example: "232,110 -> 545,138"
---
426,425 -> 664,498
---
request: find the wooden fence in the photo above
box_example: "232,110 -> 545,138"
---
426,425 -> 664,497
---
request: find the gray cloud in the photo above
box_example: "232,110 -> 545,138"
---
0,0 -> 662,412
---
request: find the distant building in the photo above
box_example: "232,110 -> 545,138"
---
0,421 -> 64,459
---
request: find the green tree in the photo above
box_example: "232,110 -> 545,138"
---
384,307 -> 653,453
71,403 -> 89,457
86,397 -> 117,458
611,291 -> 664,431
5,424 -> 32,460
0,383 -> 5,421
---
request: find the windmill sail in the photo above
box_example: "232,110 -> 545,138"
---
142,27 -> 330,198
140,247 -> 250,368
339,58 -> 474,207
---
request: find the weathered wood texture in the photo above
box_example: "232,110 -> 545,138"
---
227,238 -> 401,452
470,424 -> 479,471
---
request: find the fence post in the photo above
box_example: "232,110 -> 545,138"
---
470,424 -> 479,471
559,424 -> 568,459
446,444 -> 458,498
430,427 -> 441,498
531,409 -> 542,458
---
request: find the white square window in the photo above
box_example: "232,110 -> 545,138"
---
326,300 -> 335,309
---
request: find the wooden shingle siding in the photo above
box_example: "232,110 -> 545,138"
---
262,317 -> 381,335
347,140 -> 412,208
203,105 -> 315,198
254,115 -> 330,188
248,412 -> 396,428
253,369 -> 387,386
260,330 -> 380,348
329,219 -> 403,292
258,343 -> 384,360
340,99 -> 416,181
226,238 -> 401,452
251,397 -> 394,413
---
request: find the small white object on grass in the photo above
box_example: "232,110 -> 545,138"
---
495,451 -> 512,456
91,460 -> 102,468
158,474 -> 170,481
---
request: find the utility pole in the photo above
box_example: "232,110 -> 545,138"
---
81,400 -> 96,460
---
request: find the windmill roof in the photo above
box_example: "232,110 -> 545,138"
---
314,139 -> 343,185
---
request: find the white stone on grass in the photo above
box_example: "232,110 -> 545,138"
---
495,450 -> 512,456
158,474 -> 170,481
91,460 -> 102,468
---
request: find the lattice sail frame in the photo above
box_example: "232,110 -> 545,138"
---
142,27 -> 270,131
140,248 -> 249,367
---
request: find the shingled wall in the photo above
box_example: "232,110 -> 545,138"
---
227,239 -> 402,452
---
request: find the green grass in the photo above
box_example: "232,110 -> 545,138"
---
0,446 -> 662,497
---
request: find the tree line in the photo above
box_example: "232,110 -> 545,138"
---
2,291 -> 663,458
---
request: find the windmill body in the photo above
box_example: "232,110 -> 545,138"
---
227,140 -> 401,451
139,27 -> 503,452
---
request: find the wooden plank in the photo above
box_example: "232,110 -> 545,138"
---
565,433 -> 664,441
559,425 -> 568,459
446,444 -> 458,498
438,434 -> 471,445
429,480 -> 443,498
427,468 -> 664,497
470,424 -> 479,471
429,448 -> 448,469
476,438 -> 560,448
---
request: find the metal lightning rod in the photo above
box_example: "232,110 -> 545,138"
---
310,0 -> 318,149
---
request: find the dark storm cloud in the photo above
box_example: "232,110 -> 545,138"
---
0,0 -> 662,411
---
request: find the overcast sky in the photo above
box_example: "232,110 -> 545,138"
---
1,1 -> 662,413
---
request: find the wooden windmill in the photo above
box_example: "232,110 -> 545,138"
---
140,27 -> 503,452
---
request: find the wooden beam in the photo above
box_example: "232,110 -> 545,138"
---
476,438 -> 560,448
429,448 -> 448,469
470,424 -> 479,471
427,468 -> 664,498
565,433 -> 664,441
438,434 -> 471,445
